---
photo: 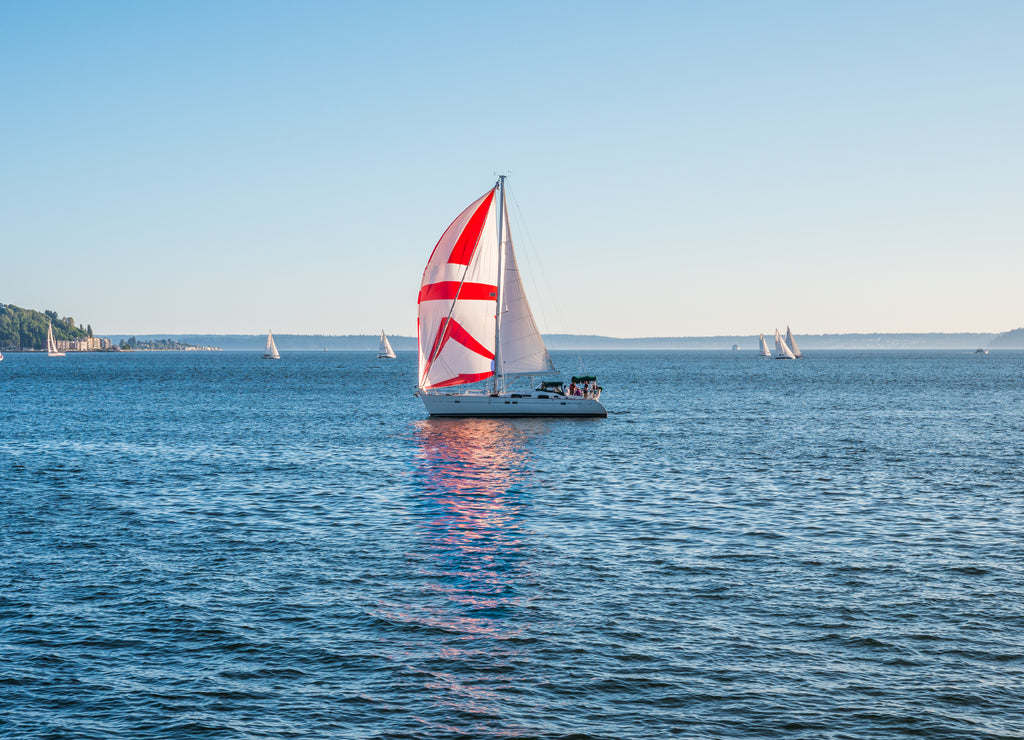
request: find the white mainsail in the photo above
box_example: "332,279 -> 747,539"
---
378,330 -> 396,359
263,331 -> 280,359
774,328 -> 796,359
47,321 -> 65,357
759,334 -> 772,356
786,326 -> 802,358
493,193 -> 555,379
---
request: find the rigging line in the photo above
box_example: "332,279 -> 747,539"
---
507,186 -> 571,340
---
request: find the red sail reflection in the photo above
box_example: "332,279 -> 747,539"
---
407,417 -> 540,622
375,419 -> 548,732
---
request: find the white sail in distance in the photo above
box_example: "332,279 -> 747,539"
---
263,331 -> 280,359
378,331 -> 396,359
774,328 -> 796,359
759,334 -> 772,356
47,321 -> 65,357
786,326 -> 802,358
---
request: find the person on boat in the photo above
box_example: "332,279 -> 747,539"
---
568,381 -> 577,397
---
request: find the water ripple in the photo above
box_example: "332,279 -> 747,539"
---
2,351 -> 1023,738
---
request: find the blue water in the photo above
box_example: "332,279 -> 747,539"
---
2,350 -> 1023,739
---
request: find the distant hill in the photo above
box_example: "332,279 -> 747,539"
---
989,328 -> 1024,348
102,331 -> 1016,351
0,303 -> 91,350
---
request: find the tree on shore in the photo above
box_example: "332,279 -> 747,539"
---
0,303 -> 90,349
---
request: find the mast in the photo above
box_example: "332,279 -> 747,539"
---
492,175 -> 506,393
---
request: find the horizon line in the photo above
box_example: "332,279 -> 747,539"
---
102,329 -> 1021,339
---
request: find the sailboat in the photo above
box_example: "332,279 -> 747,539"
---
773,328 -> 796,360
416,176 -> 606,417
785,326 -> 802,358
262,331 -> 280,359
759,333 -> 772,357
47,321 -> 65,357
378,330 -> 396,359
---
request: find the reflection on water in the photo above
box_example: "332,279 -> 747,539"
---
380,420 -> 548,732
403,419 -> 545,629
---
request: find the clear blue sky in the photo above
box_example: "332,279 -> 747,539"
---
2,1 -> 1021,336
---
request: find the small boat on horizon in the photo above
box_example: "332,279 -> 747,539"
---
759,334 -> 772,357
378,330 -> 396,359
47,321 -> 65,357
786,326 -> 803,359
773,328 -> 796,360
415,176 -> 606,417
262,331 -> 280,359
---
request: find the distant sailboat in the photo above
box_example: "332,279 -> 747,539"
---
759,334 -> 772,357
47,321 -> 65,357
774,328 -> 796,360
378,330 -> 396,359
786,326 -> 802,358
262,331 -> 280,359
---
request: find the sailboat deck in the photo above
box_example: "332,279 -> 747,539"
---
418,390 -> 606,417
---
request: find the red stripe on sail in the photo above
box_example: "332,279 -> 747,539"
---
418,281 -> 497,304
444,318 -> 494,360
421,317 -> 495,384
446,190 -> 495,265
425,371 -> 494,390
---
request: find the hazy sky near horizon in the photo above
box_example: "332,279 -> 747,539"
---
2,1 -> 1021,337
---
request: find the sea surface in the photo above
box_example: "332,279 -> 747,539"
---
2,350 -> 1023,739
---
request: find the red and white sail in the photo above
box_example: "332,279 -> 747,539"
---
417,182 -> 554,390
418,189 -> 500,389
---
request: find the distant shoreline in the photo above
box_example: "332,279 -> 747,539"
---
97,330 -> 1024,351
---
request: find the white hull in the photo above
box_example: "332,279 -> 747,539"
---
418,390 -> 606,417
